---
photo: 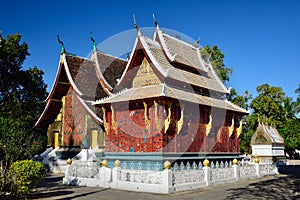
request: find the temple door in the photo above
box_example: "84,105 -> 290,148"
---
54,132 -> 59,148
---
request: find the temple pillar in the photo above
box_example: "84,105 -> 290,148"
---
91,129 -> 98,149
54,132 -> 59,148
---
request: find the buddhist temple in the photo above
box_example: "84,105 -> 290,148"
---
35,18 -> 249,170
251,123 -> 285,162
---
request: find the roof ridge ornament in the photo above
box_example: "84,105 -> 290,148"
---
152,14 -> 159,29
194,36 -> 200,47
90,32 -> 97,52
133,15 -> 142,37
57,35 -> 66,54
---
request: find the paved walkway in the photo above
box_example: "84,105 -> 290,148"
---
31,165 -> 300,200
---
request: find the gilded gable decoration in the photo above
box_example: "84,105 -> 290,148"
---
132,57 -> 161,88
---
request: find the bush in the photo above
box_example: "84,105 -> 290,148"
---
7,160 -> 46,199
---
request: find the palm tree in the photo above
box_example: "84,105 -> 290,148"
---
282,97 -> 300,120
295,83 -> 300,114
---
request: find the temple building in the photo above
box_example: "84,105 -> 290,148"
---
251,123 -> 285,162
35,19 -> 248,169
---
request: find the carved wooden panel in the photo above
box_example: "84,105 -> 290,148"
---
132,57 -> 161,88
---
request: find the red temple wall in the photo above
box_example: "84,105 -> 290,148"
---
63,87 -> 85,146
103,100 -> 241,153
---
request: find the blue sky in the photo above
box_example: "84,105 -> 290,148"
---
1,0 -> 300,101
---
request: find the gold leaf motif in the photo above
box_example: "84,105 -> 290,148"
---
228,116 -> 234,137
110,105 -> 118,134
143,102 -> 150,133
206,113 -> 212,136
177,104 -> 185,134
102,107 -> 109,135
237,119 -> 242,138
164,101 -> 172,133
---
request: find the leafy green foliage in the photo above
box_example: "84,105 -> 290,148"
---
250,84 -> 285,126
0,33 -> 48,193
200,45 -> 233,83
278,118 -> 300,157
228,88 -> 252,110
7,160 -> 46,199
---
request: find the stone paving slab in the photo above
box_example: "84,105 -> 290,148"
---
31,165 -> 300,200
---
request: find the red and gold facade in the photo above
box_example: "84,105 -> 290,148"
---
101,99 -> 243,153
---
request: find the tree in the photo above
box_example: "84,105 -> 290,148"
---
250,84 -> 285,126
200,45 -> 233,83
0,33 -> 48,193
249,83 -> 300,156
278,118 -> 300,157
296,84 -> 300,115
282,97 -> 299,120
228,88 -> 252,110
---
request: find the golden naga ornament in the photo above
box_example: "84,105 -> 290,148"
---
228,116 -> 234,137
237,119 -> 243,138
164,101 -> 172,133
102,107 -> 109,135
177,104 -> 185,134
110,105 -> 118,134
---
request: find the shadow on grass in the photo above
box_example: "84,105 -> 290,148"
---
226,166 -> 300,199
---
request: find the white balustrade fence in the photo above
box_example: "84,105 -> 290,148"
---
63,159 -> 278,194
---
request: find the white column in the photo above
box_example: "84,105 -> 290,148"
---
233,165 -> 239,181
99,166 -> 112,188
203,166 -> 210,186
111,167 -> 121,189
162,169 -> 174,193
81,149 -> 89,161
255,163 -> 260,177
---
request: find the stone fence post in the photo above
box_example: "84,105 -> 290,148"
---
162,161 -> 174,193
65,158 -> 72,177
62,158 -> 72,185
99,160 -> 112,188
232,158 -> 239,181
111,160 -> 121,189
254,154 -> 260,177
203,159 -> 211,186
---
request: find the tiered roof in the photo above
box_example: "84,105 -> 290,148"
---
35,22 -> 248,130
35,51 -> 127,128
251,123 -> 284,144
95,26 -> 248,114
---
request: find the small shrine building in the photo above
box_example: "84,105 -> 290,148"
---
251,123 -> 285,162
35,19 -> 248,169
